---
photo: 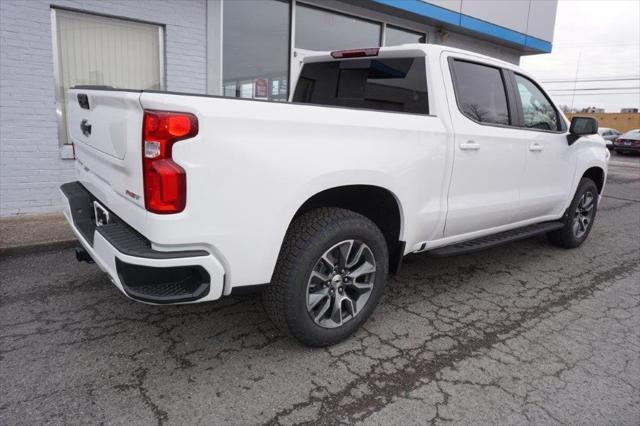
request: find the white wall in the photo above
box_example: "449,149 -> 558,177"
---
460,0 -> 530,33
527,0 -> 558,42
424,0 -> 557,42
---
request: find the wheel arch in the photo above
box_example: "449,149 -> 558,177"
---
291,185 -> 405,274
582,166 -> 605,194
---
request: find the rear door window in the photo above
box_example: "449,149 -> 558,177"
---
292,57 -> 429,114
450,59 -> 510,126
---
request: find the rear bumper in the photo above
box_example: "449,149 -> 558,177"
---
60,182 -> 225,304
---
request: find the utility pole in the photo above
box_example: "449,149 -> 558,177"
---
571,51 -> 582,111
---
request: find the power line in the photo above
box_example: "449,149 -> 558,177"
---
553,41 -> 640,48
547,86 -> 640,92
551,92 -> 640,97
541,77 -> 640,83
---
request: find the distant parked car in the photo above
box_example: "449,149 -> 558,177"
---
598,127 -> 622,149
613,129 -> 640,154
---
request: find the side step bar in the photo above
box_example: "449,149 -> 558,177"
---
428,221 -> 564,257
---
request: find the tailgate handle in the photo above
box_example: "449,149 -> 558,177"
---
80,119 -> 92,137
77,93 -> 90,109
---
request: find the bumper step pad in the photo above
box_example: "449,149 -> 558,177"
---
115,259 -> 210,304
97,222 -> 207,259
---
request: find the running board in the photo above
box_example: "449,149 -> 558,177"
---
428,221 -> 564,257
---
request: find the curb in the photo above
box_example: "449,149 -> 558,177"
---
0,239 -> 78,258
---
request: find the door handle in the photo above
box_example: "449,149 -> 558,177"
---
459,141 -> 480,150
80,119 -> 92,137
528,143 -> 544,152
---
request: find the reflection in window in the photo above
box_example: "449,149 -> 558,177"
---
293,57 -> 428,114
223,0 -> 289,101
295,4 -> 381,51
452,60 -> 510,126
515,74 -> 559,131
385,26 -> 426,46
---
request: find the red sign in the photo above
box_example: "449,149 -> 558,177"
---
254,78 -> 268,99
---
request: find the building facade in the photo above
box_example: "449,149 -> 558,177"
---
0,0 -> 558,216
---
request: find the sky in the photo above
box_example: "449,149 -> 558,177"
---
520,0 -> 640,112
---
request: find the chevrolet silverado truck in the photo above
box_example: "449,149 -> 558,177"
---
61,44 -> 608,346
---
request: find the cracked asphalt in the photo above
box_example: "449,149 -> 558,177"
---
1,153 -> 639,425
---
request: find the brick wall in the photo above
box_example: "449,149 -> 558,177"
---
0,0 -> 206,216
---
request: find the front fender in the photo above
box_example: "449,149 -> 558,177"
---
565,135 -> 609,211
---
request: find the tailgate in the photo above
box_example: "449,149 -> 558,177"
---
67,88 -> 146,212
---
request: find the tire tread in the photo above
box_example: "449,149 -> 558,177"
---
262,208 -> 388,346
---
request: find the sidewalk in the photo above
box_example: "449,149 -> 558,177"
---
0,213 -> 77,257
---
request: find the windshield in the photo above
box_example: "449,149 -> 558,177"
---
292,57 -> 429,115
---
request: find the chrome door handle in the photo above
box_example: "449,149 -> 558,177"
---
459,141 -> 480,150
529,143 -> 544,152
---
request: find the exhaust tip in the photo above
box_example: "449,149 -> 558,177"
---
75,247 -> 94,264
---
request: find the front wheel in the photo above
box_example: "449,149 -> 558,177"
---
547,178 -> 599,248
263,208 -> 389,347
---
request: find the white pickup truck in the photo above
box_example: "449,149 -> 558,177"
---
62,44 -> 608,346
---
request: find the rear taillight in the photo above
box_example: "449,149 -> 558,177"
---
142,110 -> 198,214
330,48 -> 379,59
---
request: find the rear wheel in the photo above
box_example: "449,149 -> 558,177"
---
547,178 -> 598,248
263,208 -> 388,347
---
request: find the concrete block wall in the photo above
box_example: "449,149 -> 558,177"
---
0,0 -> 206,216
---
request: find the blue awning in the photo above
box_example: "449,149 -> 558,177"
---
371,0 -> 552,53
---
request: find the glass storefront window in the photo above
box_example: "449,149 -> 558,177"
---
385,26 -> 426,46
223,0 -> 290,101
295,4 -> 381,51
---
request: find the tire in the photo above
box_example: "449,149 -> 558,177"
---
547,178 -> 599,248
263,207 -> 389,347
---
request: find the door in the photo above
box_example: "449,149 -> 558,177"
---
442,56 -> 527,237
508,72 -> 576,221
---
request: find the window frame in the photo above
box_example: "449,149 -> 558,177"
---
50,7 -> 165,152
448,57 -> 517,129
507,71 -> 567,134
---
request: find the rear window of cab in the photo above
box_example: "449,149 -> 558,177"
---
292,57 -> 429,115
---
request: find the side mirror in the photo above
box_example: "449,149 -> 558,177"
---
567,116 -> 598,145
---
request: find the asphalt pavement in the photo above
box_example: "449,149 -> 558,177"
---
1,152 -> 639,425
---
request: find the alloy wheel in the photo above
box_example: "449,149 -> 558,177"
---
573,190 -> 595,239
305,240 -> 376,328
